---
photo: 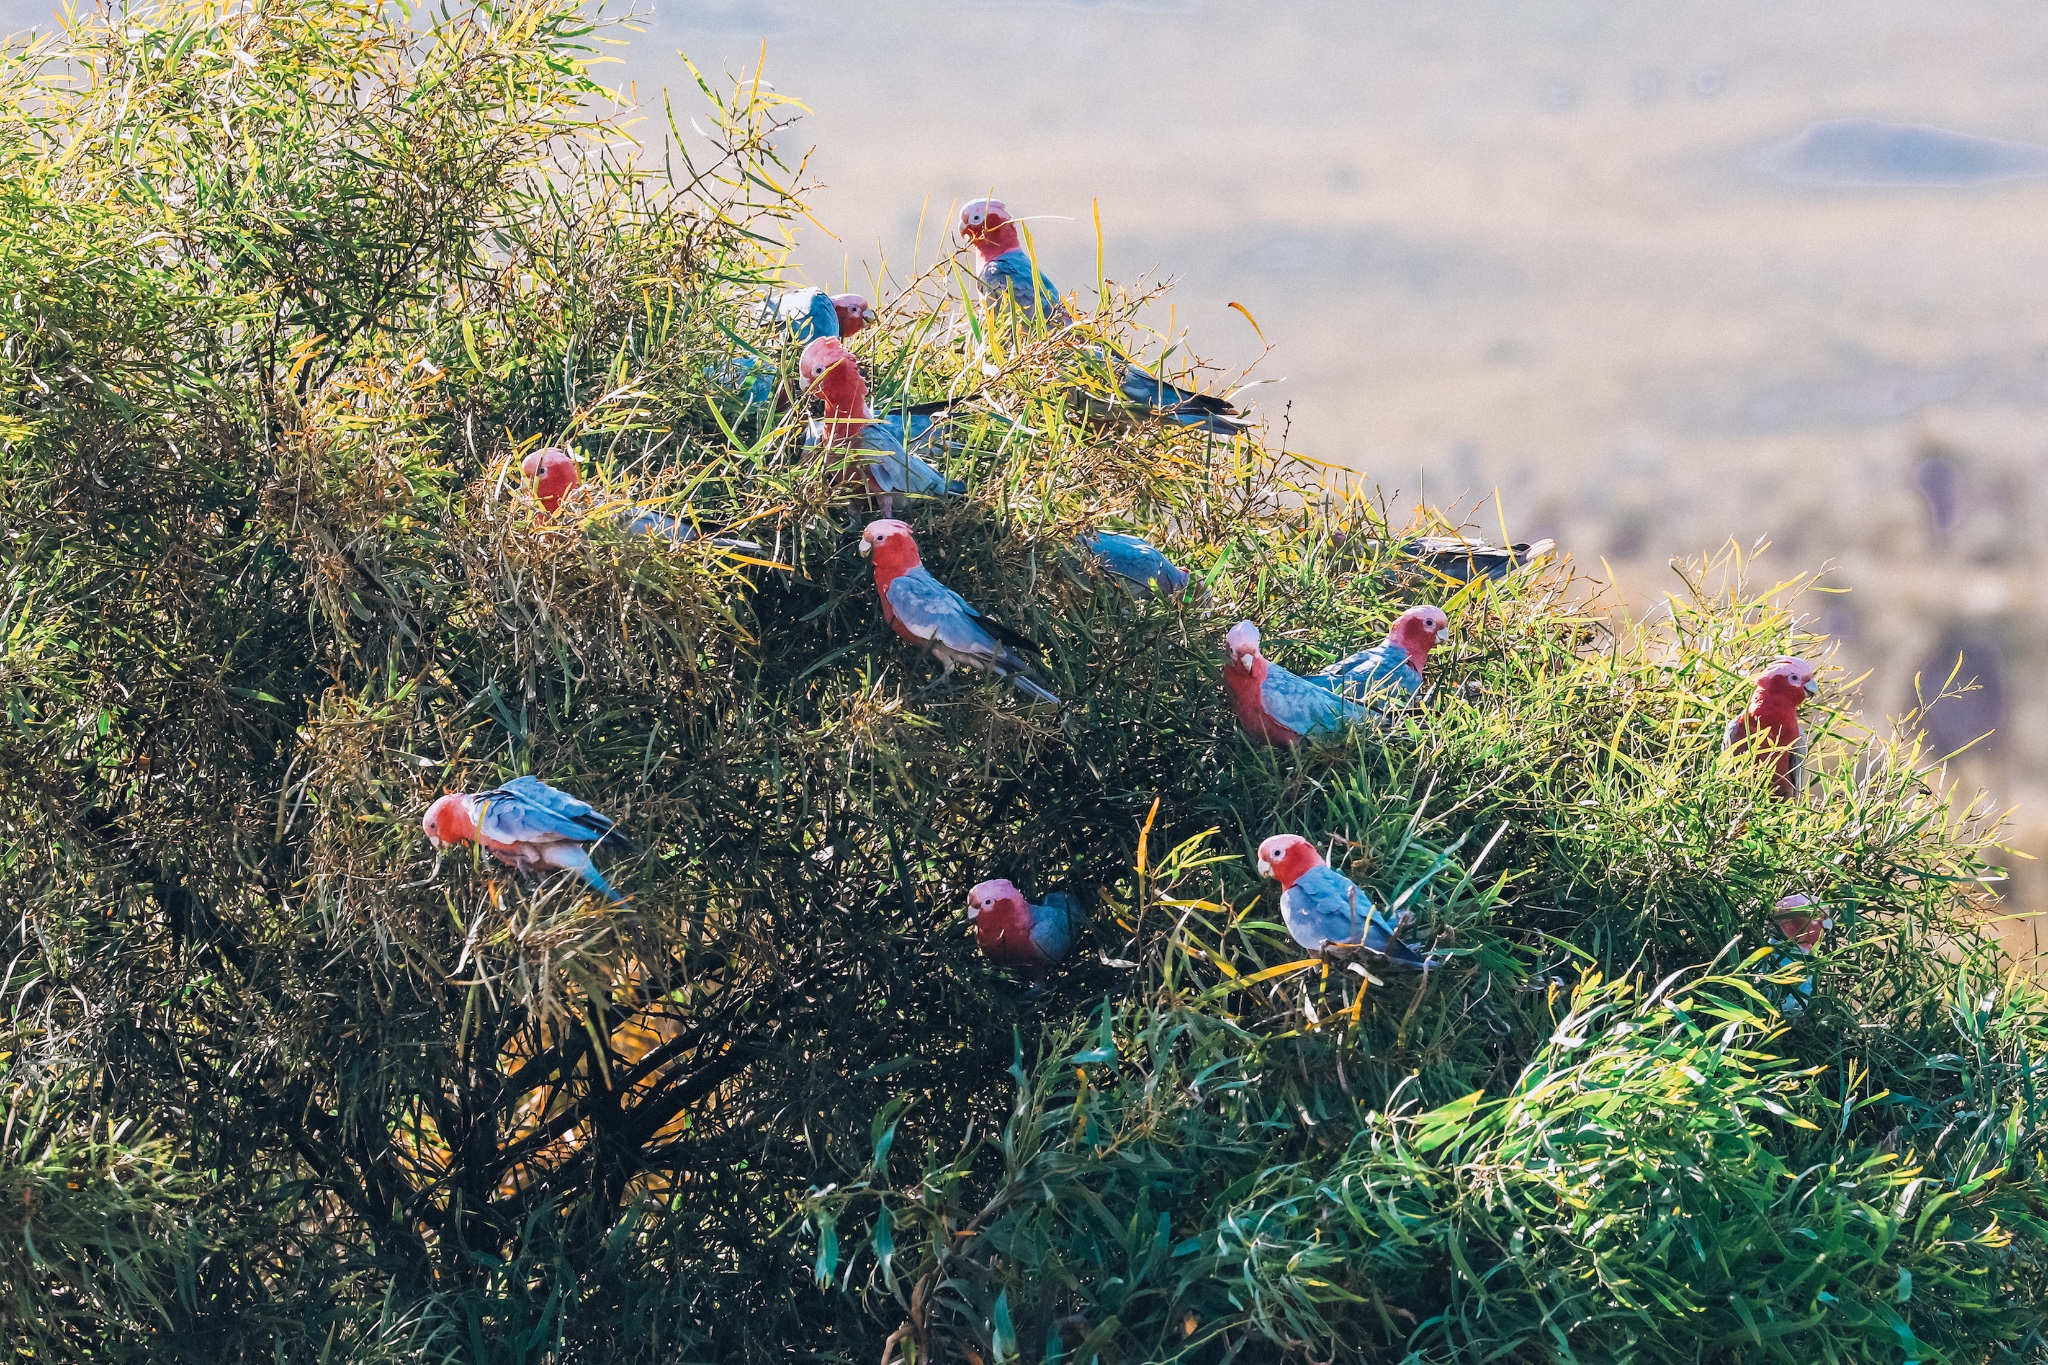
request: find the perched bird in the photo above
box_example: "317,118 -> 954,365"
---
1222,620 -> 1371,746
1078,530 -> 1191,598
1067,343 -> 1256,437
967,878 -> 1080,979
1384,536 -> 1556,583
860,397 -> 966,465
616,507 -> 763,553
1316,605 -> 1450,706
422,775 -> 633,903
1766,892 -> 1832,1015
524,445 -> 581,515
1773,892 -> 1831,953
859,519 -> 1061,705
959,197 -> 1071,325
1724,658 -> 1819,798
800,337 -> 966,517
716,289 -> 873,406
522,447 -> 757,548
759,286 -> 843,343
831,292 -> 877,339
1256,834 -> 1430,967
958,197 -> 1251,436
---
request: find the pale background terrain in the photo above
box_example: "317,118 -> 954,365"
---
14,0 -> 2048,945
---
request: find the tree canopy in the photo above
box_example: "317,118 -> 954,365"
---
2,2 -> 2044,1361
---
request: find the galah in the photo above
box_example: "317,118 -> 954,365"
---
868,397 -> 960,456
716,288 -> 869,406
422,774 -> 633,903
967,878 -> 1080,974
1724,658 -> 1818,798
1773,892 -> 1831,954
1222,620 -> 1371,746
760,286 -> 843,343
832,292 -> 877,339
1078,530 -> 1191,598
959,197 -> 1072,325
617,507 -> 763,553
800,337 -> 965,517
1316,605 -> 1450,706
524,446 -> 581,515
958,198 -> 1251,435
1256,834 -> 1429,967
522,447 -> 757,548
859,518 -> 1061,705
1766,892 -> 1832,1014
1385,535 -> 1557,583
1069,344 -> 1257,437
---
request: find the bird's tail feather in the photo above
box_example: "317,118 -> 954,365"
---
558,845 -> 628,903
1009,673 -> 1062,706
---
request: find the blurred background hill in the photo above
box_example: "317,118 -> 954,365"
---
15,0 -> 2046,943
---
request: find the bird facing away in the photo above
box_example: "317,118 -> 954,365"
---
1078,530 -> 1191,598
1724,658 -> 1818,798
800,337 -> 966,517
959,197 -> 1072,326
1222,620 -> 1372,746
1257,834 -> 1430,967
859,519 -> 1061,705
423,775 -> 633,903
1767,891 -> 1831,1014
968,878 -> 1080,970
1317,605 -> 1450,706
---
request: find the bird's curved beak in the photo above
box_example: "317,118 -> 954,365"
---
1237,652 -> 1256,672
1802,678 -> 1818,698
966,902 -> 979,920
1256,858 -> 1273,879
858,539 -> 872,557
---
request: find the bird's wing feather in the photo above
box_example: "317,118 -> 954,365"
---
1321,644 -> 1421,702
1284,867 -> 1378,947
861,422 -> 961,498
1261,665 -> 1366,739
1030,892 -> 1079,961
984,251 -> 1066,320
1082,532 -> 1185,593
886,569 -> 998,656
479,777 -> 616,845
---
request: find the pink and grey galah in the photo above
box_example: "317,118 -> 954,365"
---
860,519 -> 1061,705
1316,606 -> 1450,705
422,775 -> 634,903
1224,621 -> 1370,746
958,196 -> 1252,436
1724,658 -> 1819,798
799,336 -> 965,517
519,446 -> 758,549
1256,834 -> 1431,968
968,878 -> 1080,974
1222,608 -> 1447,746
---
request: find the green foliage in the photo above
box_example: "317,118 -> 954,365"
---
2,1 -> 2045,1361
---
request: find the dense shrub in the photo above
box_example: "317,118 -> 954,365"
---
2,2 -> 2044,1361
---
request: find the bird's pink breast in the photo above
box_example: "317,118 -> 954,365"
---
976,899 -> 1046,965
